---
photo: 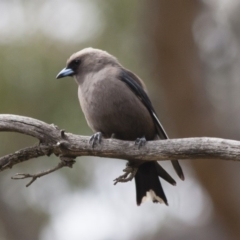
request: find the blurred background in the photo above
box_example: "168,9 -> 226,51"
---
0,0 -> 240,239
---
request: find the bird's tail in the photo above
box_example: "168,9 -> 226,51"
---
134,162 -> 176,206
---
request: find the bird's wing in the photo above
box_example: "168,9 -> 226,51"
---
119,69 -> 184,180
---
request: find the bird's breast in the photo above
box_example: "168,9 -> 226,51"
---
78,74 -> 156,140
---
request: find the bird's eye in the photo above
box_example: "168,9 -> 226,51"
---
69,59 -> 81,71
74,59 -> 80,65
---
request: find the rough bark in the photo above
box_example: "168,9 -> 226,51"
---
0,114 -> 240,188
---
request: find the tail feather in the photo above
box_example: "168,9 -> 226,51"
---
135,162 -> 168,206
155,163 -> 176,186
171,160 -> 185,180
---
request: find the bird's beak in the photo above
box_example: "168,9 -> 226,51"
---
56,67 -> 75,79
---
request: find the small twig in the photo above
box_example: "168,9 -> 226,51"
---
61,129 -> 66,138
0,144 -> 52,172
11,158 -> 76,187
113,166 -> 138,185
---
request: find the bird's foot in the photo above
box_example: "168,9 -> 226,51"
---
89,132 -> 102,148
113,164 -> 138,185
135,136 -> 146,149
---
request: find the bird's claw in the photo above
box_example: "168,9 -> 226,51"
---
135,136 -> 147,149
113,166 -> 138,185
89,132 -> 102,148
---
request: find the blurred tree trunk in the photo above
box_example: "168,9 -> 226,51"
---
142,0 -> 240,239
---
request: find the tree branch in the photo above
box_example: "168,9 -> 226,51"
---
0,114 -> 240,185
11,157 -> 75,187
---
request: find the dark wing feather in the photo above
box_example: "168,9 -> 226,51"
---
119,69 -> 184,180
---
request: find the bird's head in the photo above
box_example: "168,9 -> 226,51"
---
56,48 -> 119,82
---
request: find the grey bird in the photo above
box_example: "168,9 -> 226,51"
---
56,48 -> 184,206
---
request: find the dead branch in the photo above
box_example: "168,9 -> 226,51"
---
11,156 -> 75,187
0,114 -> 240,185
